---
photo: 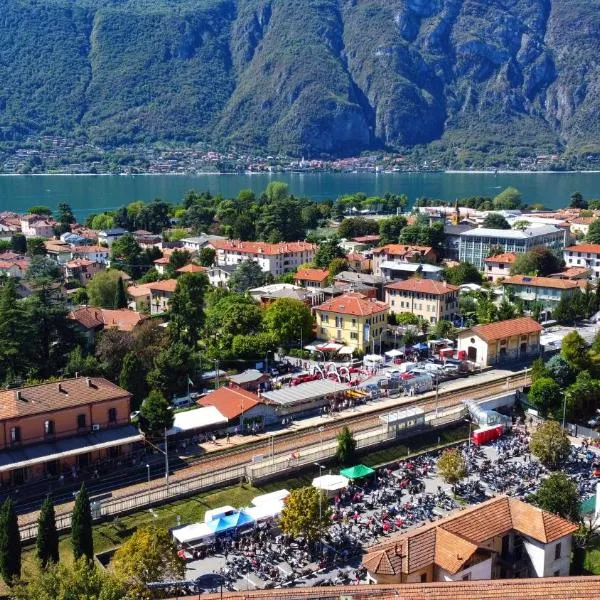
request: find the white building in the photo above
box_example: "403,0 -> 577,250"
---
211,240 -> 316,277
20,214 -> 55,238
564,243 -> 600,279
97,228 -> 128,247
70,245 -> 110,265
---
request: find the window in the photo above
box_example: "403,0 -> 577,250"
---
350,332 -> 358,340
462,573 -> 471,581
77,414 -> 87,429
553,570 -> 560,577
10,427 -> 20,444
44,420 -> 55,436
108,408 -> 117,423
555,543 -> 562,560
420,573 -> 427,583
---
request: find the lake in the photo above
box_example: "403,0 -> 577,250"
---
0,171 -> 599,219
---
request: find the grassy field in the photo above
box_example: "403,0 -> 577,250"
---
583,539 -> 600,575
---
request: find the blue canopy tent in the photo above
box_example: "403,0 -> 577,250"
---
205,510 -> 255,535
412,343 -> 428,351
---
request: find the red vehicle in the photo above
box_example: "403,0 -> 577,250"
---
472,424 -> 504,445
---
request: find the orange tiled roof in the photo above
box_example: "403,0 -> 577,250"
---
153,256 -> 170,264
0,377 -> 130,420
385,279 -> 458,295
551,267 -> 592,279
372,244 -> 433,256
571,217 -> 596,225
71,245 -> 109,254
198,387 -> 260,420
195,577 -> 600,600
176,264 -> 207,273
211,239 -> 316,256
463,316 -> 543,343
127,284 -> 153,298
148,279 -> 178,293
69,307 -> 146,332
434,528 -> 479,574
503,275 -> 580,290
484,252 -> 518,264
295,268 -> 329,283
315,292 -> 389,317
352,235 -> 380,243
565,243 -> 600,254
65,258 -> 96,268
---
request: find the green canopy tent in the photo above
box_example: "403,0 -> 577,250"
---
339,464 -> 375,480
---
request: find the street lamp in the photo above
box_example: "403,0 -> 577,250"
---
146,463 -> 150,485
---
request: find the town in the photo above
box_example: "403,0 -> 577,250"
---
0,184 -> 599,599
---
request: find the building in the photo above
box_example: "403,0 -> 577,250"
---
385,279 -> 459,324
484,252 -> 518,282
0,258 -> 29,278
549,267 -> 591,281
346,252 -> 371,273
64,259 -> 103,285
0,377 -> 138,485
379,261 -> 443,282
363,495 -> 578,585
249,283 -> 314,305
70,245 -> 110,265
176,264 -> 208,275
294,268 -> 329,289
97,227 -> 128,247
333,271 -> 387,300
314,292 -> 389,352
45,240 -> 74,264
564,244 -> 600,279
20,214 -> 55,238
456,316 -> 543,366
69,307 -> 146,344
502,275 -> 584,316
153,256 -> 170,275
227,369 -> 270,393
443,223 -> 476,260
181,234 -> 226,253
197,386 -> 277,432
211,239 -> 316,277
459,226 -> 566,269
206,265 -> 237,288
127,283 -> 152,312
569,217 -> 596,237
148,279 -> 178,314
372,245 -> 437,276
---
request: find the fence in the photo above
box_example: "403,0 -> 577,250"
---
566,422 -> 600,440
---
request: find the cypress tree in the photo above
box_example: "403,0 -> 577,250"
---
71,483 -> 94,561
36,495 -> 59,567
114,277 -> 127,309
0,498 -> 21,583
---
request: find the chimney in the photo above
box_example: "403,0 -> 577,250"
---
86,377 -> 92,388
15,390 -> 22,401
57,383 -> 62,393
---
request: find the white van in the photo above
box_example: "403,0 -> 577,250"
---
171,396 -> 195,410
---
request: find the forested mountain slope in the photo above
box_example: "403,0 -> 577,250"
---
0,0 -> 598,158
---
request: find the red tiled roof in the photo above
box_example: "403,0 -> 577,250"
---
571,217 -> 596,225
565,243 -> 600,254
352,235 -> 380,243
295,268 -> 329,282
127,284 -> 152,298
153,256 -> 170,264
211,239 -> 316,256
197,387 -> 261,419
69,307 -> 146,332
65,258 -> 96,268
346,252 -> 365,261
71,245 -> 109,254
462,316 -> 543,342
372,244 -> 434,256
552,267 -> 592,278
148,279 -> 178,293
315,292 -> 388,317
484,252 -> 518,264
195,577 -> 600,600
503,275 -> 579,290
176,264 -> 207,273
385,279 -> 458,295
0,377 -> 130,420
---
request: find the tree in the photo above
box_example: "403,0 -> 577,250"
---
443,262 -> 482,285
570,191 -> 587,209
25,256 -> 62,283
146,342 -> 198,398
167,249 -> 191,276
335,426 -> 357,466
493,187 -> 522,209
112,526 -> 184,599
530,421 -> 571,468
119,352 -> 148,411
64,346 -> 102,377
95,329 -> 133,381
530,358 -> 548,383
482,213 -> 511,229
71,483 -> 94,561
27,205 -> 52,216
139,391 -> 173,437
314,238 -> 346,268
437,448 -> 466,484
545,354 -> 577,388
263,298 -> 313,347
378,215 -> 407,245
265,181 -> 289,203
337,217 -> 379,239
89,212 -> 115,231
110,234 -> 142,277
26,237 -> 47,257
528,377 -> 562,417
10,234 -> 27,254
497,297 -> 517,321
0,278 -> 29,381
36,495 -> 59,568
432,319 -> 457,340
228,260 -> 266,293
565,371 -> 600,421
561,331 -> 591,373
134,200 -> 171,234
280,486 -> 331,541
587,219 -> 600,244
0,498 -> 20,584
87,270 -> 123,308
169,273 -> 208,345
531,472 -> 580,523
56,202 -> 75,230
327,257 -> 348,280
198,247 -> 216,267
510,247 -> 562,276
113,277 -> 127,309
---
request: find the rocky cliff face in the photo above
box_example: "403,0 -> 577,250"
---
0,0 -> 597,158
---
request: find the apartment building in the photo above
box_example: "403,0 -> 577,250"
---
363,495 -> 577,584
564,244 -> 600,279
0,377 -> 137,485
484,252 -> 517,282
502,275 -> 584,315
294,268 -> 330,289
372,244 -> 436,276
64,258 -> 103,285
314,292 -> 389,352
385,279 -> 459,324
211,240 -> 316,277
459,226 -> 566,269
148,278 -> 178,314
20,214 -> 55,238
70,245 -> 110,265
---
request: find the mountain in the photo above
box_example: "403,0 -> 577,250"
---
0,0 -> 598,161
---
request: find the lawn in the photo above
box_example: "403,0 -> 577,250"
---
583,538 -> 600,575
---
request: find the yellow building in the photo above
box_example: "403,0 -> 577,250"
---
314,292 -> 389,352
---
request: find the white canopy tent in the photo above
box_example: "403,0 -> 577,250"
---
384,349 -> 404,358
251,489 -> 290,506
172,522 -> 214,545
167,406 -> 228,437
337,345 -> 356,356
312,474 -> 349,494
204,505 -> 236,523
245,500 -> 284,522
